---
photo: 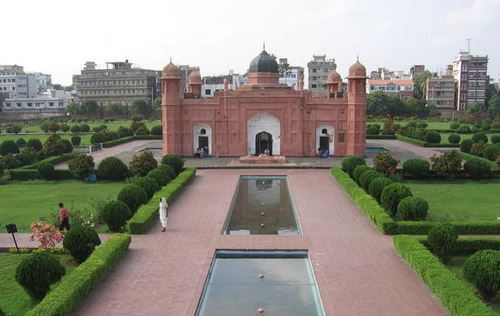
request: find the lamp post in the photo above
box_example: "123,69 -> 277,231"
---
5,224 -> 20,254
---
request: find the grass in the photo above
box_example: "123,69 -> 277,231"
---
0,134 -> 92,146
0,252 -> 77,316
367,119 -> 459,130
17,120 -> 161,134
446,255 -> 500,313
0,180 -> 126,232
405,179 -> 500,222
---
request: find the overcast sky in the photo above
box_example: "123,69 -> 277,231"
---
2,0 -> 499,85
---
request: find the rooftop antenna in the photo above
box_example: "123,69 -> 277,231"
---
466,38 -> 471,53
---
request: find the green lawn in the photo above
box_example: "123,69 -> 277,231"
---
19,120 -> 161,134
367,119 -> 459,130
0,253 -> 77,316
404,180 -> 500,221
0,134 -> 92,146
446,255 -> 500,313
0,180 -> 125,232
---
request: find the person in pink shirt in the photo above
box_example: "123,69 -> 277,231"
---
58,202 -> 70,231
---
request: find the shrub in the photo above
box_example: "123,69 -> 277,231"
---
68,154 -> 95,180
472,132 -> 488,144
16,148 -> 38,165
92,124 -> 107,133
90,132 -> 104,144
448,133 -> 460,144
457,125 -> 471,134
27,138 -> 43,151
71,136 -> 81,146
37,163 -> 55,180
402,159 -> 430,178
460,139 -> 473,153
427,223 -> 457,263
97,157 -> 128,181
134,176 -> 160,199
0,140 -> 19,155
80,123 -> 90,132
15,252 -> 65,300
483,144 -> 500,161
117,126 -> 133,138
30,222 -> 64,248
463,158 -> 491,178
464,250 -> 500,300
134,125 -> 150,136
352,165 -> 371,184
117,184 -> 148,213
380,183 -> 412,216
70,125 -> 81,134
58,139 -> 73,153
491,135 -> 500,144
417,122 -> 428,129
60,123 -> 70,133
424,131 -> 441,144
101,200 -> 131,232
129,151 -> 158,177
471,126 -> 480,133
358,170 -> 381,191
158,164 -> 176,180
147,168 -> 171,187
62,225 -> 101,263
366,125 -> 380,135
7,123 -> 23,134
470,141 -> 486,157
150,125 -> 162,136
16,138 -> 26,147
396,196 -> 428,221
449,122 -> 460,130
341,156 -> 366,177
430,150 -> 462,178
373,152 -> 398,174
368,176 -> 393,202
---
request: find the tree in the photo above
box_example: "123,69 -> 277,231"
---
403,97 -> 430,118
132,100 -> 153,118
413,70 -> 433,100
104,103 -> 124,116
488,95 -> 500,116
366,91 -> 403,117
80,100 -> 99,115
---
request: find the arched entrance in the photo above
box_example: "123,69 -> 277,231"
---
247,113 -> 280,155
316,125 -> 334,156
193,124 -> 212,155
255,131 -> 273,155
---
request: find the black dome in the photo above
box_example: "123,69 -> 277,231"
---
249,50 -> 279,73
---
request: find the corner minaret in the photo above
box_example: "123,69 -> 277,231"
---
161,61 -> 182,155
187,69 -> 202,98
346,59 -> 367,156
327,69 -> 342,97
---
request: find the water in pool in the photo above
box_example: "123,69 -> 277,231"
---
196,251 -> 324,316
224,176 -> 299,235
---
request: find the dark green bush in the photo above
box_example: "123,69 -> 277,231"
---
80,123 -> 90,132
16,148 -> 38,165
101,200 -> 131,232
16,138 -> 26,147
117,184 -> 148,213
463,158 -> 491,178
464,250 -> 500,300
70,125 -> 81,134
430,150 -> 462,178
37,163 -> 55,180
380,183 -> 413,216
15,252 -> 65,300
449,122 -> 460,130
90,132 -> 104,144
402,159 -> 430,178
161,154 -> 184,175
150,125 -> 162,136
92,124 -> 107,133
147,168 -> 171,187
341,156 -> 366,177
158,164 -> 176,180
472,132 -> 488,144
417,122 -> 428,129
457,125 -> 471,134
366,125 -> 380,135
97,157 -> 128,181
373,152 -> 398,174
492,135 -> 500,144
63,226 -> 101,263
117,126 -> 133,138
470,141 -> 487,157
427,223 -> 457,263
460,139 -> 474,153
68,154 -> 95,180
352,165 -> 371,184
0,140 -> 19,155
448,133 -> 461,144
134,125 -> 150,136
27,138 -> 43,151
134,176 -> 160,198
358,170 -> 381,191
424,131 -> 441,144
58,139 -> 73,153
483,144 -> 500,161
396,196 -> 428,221
368,176 -> 393,202
71,136 -> 81,146
129,151 -> 158,177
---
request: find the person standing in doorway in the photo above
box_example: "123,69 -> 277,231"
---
58,202 -> 70,231
159,197 -> 168,232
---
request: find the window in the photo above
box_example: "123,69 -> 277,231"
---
200,128 -> 206,135
49,102 -> 54,107
205,89 -> 211,95
312,69 -> 317,73
6,103 -> 11,107
16,103 -> 22,107
59,102 -> 64,107
321,128 -> 327,134
27,103 -> 33,107
311,84 -> 317,88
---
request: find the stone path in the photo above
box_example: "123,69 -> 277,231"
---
75,169 -> 446,316
367,139 -> 447,162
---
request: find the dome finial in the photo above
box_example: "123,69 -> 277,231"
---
169,57 -> 172,63
356,54 -> 359,62
263,41 -> 266,51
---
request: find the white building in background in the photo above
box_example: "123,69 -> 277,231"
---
31,72 -> 52,90
2,96 -> 68,111
0,65 -> 39,99
278,58 -> 304,89
366,79 -> 414,99
201,72 -> 248,98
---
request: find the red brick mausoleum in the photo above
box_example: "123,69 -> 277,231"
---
161,49 -> 367,157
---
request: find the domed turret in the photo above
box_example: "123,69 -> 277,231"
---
249,50 -> 279,73
348,60 -> 366,78
188,70 -> 201,84
162,61 -> 181,78
327,69 -> 342,83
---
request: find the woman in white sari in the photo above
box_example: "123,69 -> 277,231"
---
159,197 -> 168,232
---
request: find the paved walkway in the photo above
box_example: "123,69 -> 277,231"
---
367,139 -> 446,162
75,169 -> 446,316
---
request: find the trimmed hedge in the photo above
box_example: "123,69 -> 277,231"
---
330,168 -> 395,233
394,235 -> 496,316
128,168 -> 196,234
101,135 -> 161,148
456,151 -> 497,171
26,234 -> 131,316
396,134 -> 426,146
366,135 -> 397,140
393,221 -> 500,235
18,153 -> 78,170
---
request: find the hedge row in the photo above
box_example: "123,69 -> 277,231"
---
101,135 -> 161,148
26,234 -> 131,316
366,135 -> 397,140
330,168 -> 395,233
18,153 -> 78,170
393,221 -> 500,235
395,134 -> 427,146
418,236 -> 500,255
394,235 -> 495,316
9,169 -> 73,181
128,168 -> 196,234
456,151 -> 498,171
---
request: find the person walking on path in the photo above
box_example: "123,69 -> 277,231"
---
159,197 -> 168,232
58,202 -> 70,231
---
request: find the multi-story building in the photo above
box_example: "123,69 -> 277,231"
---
366,79 -> 414,99
307,55 -> 336,96
426,76 -> 456,118
370,67 -> 411,80
31,72 -> 52,90
73,60 -> 160,106
410,65 -> 425,78
178,65 -> 198,93
201,72 -> 247,98
452,51 -> 488,112
278,58 -> 304,88
0,65 -> 39,99
1,96 -> 68,112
